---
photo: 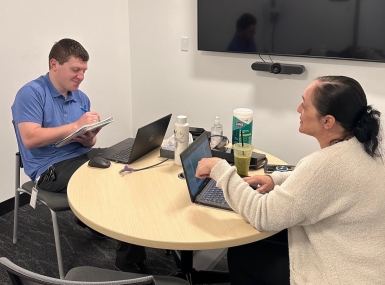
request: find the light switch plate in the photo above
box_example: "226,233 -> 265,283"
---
181,36 -> 189,51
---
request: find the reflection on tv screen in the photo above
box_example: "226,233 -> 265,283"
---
198,0 -> 385,62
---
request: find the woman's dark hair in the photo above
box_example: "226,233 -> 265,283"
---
313,76 -> 382,158
236,13 -> 257,31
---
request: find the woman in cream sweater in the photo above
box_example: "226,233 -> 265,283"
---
196,76 -> 385,284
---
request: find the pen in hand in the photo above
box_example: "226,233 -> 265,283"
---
81,106 -> 100,122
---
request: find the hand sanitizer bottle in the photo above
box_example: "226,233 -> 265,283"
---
174,115 -> 189,165
210,116 -> 223,148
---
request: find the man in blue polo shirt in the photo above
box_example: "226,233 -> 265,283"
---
11,38 -> 146,273
12,38 -> 101,191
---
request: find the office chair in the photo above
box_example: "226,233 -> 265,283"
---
12,120 -> 70,278
13,151 -> 69,279
0,257 -> 190,285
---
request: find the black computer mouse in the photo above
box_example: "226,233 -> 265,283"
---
88,157 -> 111,168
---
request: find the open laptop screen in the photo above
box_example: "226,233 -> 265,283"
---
181,133 -> 212,197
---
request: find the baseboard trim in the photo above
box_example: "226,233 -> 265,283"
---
0,193 -> 30,216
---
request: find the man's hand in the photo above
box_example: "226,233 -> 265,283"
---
17,111 -> 101,149
243,175 -> 275,194
195,157 -> 222,179
71,127 -> 101,147
74,111 -> 100,129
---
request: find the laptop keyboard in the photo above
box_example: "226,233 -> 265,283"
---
110,147 -> 132,160
201,183 -> 228,205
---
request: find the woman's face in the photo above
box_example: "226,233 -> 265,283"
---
297,81 -> 325,137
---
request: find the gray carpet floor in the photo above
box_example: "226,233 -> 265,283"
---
0,202 -> 229,285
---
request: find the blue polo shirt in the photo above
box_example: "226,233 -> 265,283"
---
11,73 -> 92,182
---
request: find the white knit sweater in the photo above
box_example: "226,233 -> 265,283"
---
210,137 -> 385,284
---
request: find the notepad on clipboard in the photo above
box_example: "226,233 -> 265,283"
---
54,117 -> 113,148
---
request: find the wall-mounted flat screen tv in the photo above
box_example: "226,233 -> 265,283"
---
198,0 -> 385,63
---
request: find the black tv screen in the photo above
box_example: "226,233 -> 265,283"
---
198,0 -> 385,62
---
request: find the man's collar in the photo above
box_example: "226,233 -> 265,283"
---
43,73 -> 76,102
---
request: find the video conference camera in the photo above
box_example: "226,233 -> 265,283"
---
251,62 -> 305,75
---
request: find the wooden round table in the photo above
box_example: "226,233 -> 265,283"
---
67,147 -> 286,283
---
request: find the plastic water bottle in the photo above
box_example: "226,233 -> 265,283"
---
174,115 -> 189,165
210,116 -> 223,148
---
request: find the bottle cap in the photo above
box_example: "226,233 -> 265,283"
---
177,115 -> 187,124
215,116 -> 220,124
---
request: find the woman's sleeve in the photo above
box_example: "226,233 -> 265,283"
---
210,158 -> 322,232
269,171 -> 292,185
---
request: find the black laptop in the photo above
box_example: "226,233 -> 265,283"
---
180,132 -> 232,211
99,114 -> 172,164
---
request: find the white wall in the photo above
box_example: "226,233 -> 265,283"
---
0,0 -> 132,202
127,0 -> 385,164
2,0 -> 385,203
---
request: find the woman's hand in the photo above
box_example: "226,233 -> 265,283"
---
195,157 -> 222,179
243,175 -> 275,194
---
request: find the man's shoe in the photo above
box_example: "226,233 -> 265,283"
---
88,227 -> 109,239
74,216 -> 86,228
114,260 -> 147,273
74,217 -> 108,239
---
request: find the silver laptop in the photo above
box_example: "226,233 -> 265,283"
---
180,132 -> 232,211
99,114 -> 172,164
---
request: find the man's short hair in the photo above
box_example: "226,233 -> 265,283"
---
49,38 -> 89,67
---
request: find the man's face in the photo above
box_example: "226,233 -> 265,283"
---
50,56 -> 88,95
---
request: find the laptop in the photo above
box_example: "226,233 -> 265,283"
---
180,131 -> 233,211
99,114 -> 172,164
